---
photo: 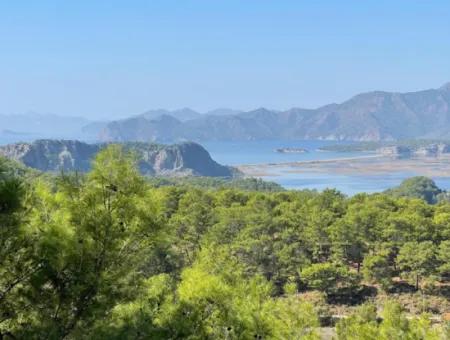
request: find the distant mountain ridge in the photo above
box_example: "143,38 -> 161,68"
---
0,140 -> 236,177
0,112 -> 101,142
139,108 -> 202,122
3,83 -> 450,143
98,83 -> 450,142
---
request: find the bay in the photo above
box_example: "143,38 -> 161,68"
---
202,140 -> 450,195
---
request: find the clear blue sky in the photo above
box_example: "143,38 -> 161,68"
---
1,1 -> 450,119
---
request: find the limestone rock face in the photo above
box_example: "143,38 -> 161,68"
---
0,140 -> 99,172
376,143 -> 450,158
414,143 -> 450,157
0,140 -> 236,177
376,146 -> 412,157
133,142 -> 235,177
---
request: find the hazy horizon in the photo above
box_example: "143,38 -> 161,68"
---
1,1 -> 450,119
2,81 -> 450,121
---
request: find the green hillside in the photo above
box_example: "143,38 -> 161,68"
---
1,147 -> 449,339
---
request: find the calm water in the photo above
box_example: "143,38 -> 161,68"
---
202,140 -> 450,195
202,140 -> 369,165
3,137 -> 450,195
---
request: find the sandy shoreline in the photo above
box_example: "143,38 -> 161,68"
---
238,154 -> 450,178
239,154 -> 383,167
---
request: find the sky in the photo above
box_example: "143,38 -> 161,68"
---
1,1 -> 450,120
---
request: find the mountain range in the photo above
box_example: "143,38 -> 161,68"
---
3,83 -> 450,143
96,83 -> 450,142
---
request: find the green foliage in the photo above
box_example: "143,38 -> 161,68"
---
147,176 -> 284,192
336,303 -> 379,340
301,263 -> 360,294
93,248 -> 319,339
1,146 -> 159,338
362,251 -> 393,291
0,151 -> 449,338
397,241 -> 437,290
385,176 -> 442,204
0,157 -> 34,338
336,301 -> 444,340
437,240 -> 450,278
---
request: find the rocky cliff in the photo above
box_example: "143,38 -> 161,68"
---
376,142 -> 450,158
129,142 -> 236,177
0,140 -> 236,177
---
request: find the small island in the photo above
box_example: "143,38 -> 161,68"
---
275,147 -> 308,154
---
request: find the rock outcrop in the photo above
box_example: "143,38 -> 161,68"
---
376,143 -> 450,158
0,140 -> 99,172
415,144 -> 440,157
130,142 -> 236,177
376,146 -> 412,158
0,140 -> 236,177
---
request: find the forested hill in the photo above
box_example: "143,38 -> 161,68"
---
0,139 -> 237,177
96,82 -> 450,142
0,146 -> 449,339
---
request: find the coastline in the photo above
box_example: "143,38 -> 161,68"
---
238,154 -> 450,178
238,154 -> 383,168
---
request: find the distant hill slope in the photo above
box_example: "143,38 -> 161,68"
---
99,83 -> 450,142
0,140 -> 237,177
139,108 -> 202,122
384,176 -> 444,204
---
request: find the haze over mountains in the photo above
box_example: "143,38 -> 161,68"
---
0,112 -> 102,143
3,83 -> 450,143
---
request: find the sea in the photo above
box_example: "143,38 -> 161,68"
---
3,136 -> 450,195
202,140 -> 450,195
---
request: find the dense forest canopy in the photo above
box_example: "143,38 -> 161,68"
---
0,146 -> 449,339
